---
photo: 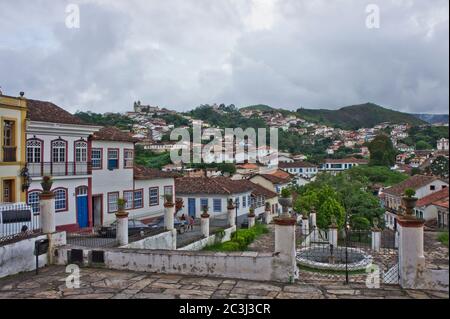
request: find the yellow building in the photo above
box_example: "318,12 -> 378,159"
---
0,94 -> 27,204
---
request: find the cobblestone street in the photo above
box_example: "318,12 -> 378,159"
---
0,266 -> 447,299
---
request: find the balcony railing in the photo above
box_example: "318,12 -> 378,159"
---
2,146 -> 17,162
28,162 -> 92,177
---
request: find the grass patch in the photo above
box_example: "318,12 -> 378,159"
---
203,223 -> 269,252
438,232 -> 449,247
297,264 -> 366,275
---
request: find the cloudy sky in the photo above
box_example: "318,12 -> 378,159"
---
0,0 -> 448,114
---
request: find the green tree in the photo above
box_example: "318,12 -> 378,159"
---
416,140 -> 433,150
317,198 -> 346,229
350,216 -> 371,230
368,135 -> 396,167
430,156 -> 449,178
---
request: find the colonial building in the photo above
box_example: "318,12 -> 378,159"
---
382,175 -> 449,230
91,127 -> 177,227
414,188 -> 449,222
0,94 -> 27,204
175,177 -> 254,219
278,161 -> 318,179
249,172 -> 292,195
320,157 -> 369,175
25,99 -> 102,231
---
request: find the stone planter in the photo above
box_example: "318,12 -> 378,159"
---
115,210 -> 129,219
278,197 -> 292,208
41,176 -> 53,192
402,197 -> 418,216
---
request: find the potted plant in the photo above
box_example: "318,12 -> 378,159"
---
402,188 -> 418,216
116,198 -> 129,218
163,194 -> 174,207
278,188 -> 292,209
248,207 -> 256,218
201,205 -> 210,218
41,176 -> 53,193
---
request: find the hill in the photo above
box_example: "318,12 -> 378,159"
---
411,113 -> 449,124
296,103 -> 426,129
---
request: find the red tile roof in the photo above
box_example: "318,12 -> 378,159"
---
238,180 -> 278,199
433,198 -> 449,209
383,175 -> 446,197
27,99 -> 91,126
175,177 -> 254,195
93,127 -> 139,143
253,173 -> 291,185
134,165 -> 179,180
416,188 -> 449,208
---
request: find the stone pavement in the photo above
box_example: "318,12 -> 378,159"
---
0,266 -> 447,299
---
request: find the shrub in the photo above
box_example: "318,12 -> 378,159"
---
438,232 -> 449,247
404,188 -> 416,198
220,241 -> 241,251
281,188 -> 291,198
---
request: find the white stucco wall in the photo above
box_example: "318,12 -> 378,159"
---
176,192 -> 251,219
54,246 -> 297,283
0,232 -> 66,279
120,230 -> 176,250
92,140 -> 175,225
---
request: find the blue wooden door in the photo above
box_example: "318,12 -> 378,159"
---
188,198 -> 196,218
77,187 -> 89,228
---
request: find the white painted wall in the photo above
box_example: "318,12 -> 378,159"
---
176,192 -> 252,219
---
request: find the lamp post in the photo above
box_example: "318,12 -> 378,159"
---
235,200 -> 239,240
344,210 -> 351,285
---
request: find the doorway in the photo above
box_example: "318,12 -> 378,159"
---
188,198 -> 196,218
2,179 -> 15,203
76,186 -> 89,228
92,194 -> 103,227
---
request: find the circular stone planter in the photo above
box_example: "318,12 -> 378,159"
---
296,245 -> 373,271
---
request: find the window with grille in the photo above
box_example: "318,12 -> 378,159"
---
213,199 -> 222,213
26,139 -> 42,163
54,188 -> 67,212
52,140 -> 66,163
75,141 -> 87,162
107,149 -> 119,170
124,149 -> 134,168
123,191 -> 134,210
91,148 -> 102,169
27,191 -> 41,214
134,190 -> 143,209
149,188 -> 159,206
108,192 -> 119,213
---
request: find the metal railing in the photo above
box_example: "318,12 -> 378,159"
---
27,162 -> 92,177
0,203 -> 41,246
2,146 -> 17,162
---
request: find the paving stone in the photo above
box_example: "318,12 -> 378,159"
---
405,291 -> 431,299
164,288 -> 214,297
326,289 -> 359,295
235,281 -> 282,292
0,265 -> 447,300
150,282 -> 182,289
126,278 -> 156,291
231,287 -> 270,296
133,293 -> 176,299
63,293 -> 115,299
283,285 -> 322,294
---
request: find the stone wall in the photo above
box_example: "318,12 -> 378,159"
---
178,226 -> 235,251
120,230 -> 176,250
0,232 -> 66,279
54,246 -> 297,283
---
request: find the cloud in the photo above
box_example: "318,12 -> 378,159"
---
0,0 -> 448,114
